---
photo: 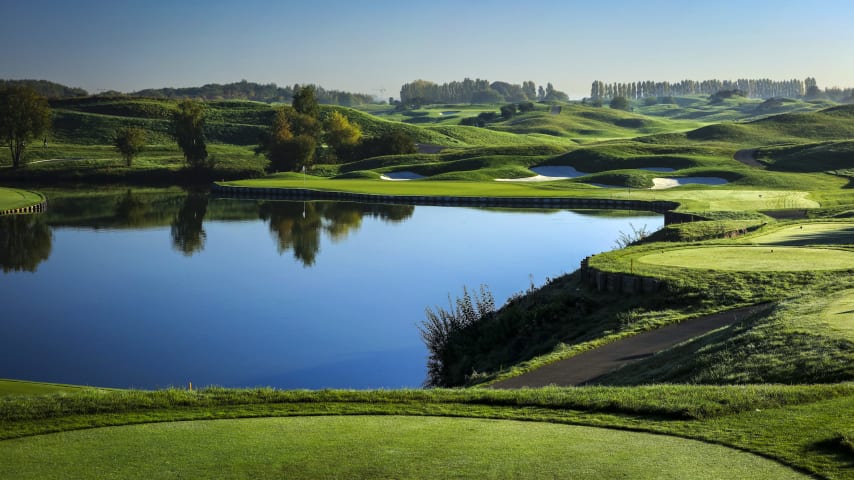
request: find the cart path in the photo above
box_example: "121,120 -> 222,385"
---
734,148 -> 763,168
490,303 -> 772,389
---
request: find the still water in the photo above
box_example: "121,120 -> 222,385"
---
1,189 -> 661,389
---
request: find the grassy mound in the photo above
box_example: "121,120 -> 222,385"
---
757,140 -> 854,172
635,246 -> 854,271
0,416 -> 808,479
0,385 -> 851,478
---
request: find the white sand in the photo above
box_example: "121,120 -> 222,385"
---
380,171 -> 425,181
651,177 -> 729,189
495,166 -> 588,182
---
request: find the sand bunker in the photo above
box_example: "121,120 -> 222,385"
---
380,171 -> 425,181
496,166 -> 588,182
651,177 -> 728,189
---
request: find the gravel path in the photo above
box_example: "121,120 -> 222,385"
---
490,304 -> 772,388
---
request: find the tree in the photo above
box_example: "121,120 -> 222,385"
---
292,85 -> 319,117
324,111 -> 362,160
113,127 -> 146,167
500,104 -> 517,119
172,100 -> 209,169
0,86 -> 51,168
358,131 -> 417,158
517,102 -> 535,113
609,96 -> 630,110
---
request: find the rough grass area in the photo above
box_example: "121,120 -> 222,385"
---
593,292 -> 854,385
0,188 -> 44,211
0,416 -> 808,480
636,246 -> 854,271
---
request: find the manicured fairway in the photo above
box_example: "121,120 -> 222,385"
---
750,222 -> 854,246
821,289 -> 854,338
649,189 -> 819,210
0,187 -> 43,211
637,246 -> 854,271
0,416 -> 808,480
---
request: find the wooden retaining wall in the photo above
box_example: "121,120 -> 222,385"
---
0,200 -> 47,216
580,256 -> 663,295
210,184 -> 680,212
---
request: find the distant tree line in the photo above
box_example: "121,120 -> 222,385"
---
0,79 -> 87,98
131,80 -> 377,106
590,77 -> 821,100
399,78 -> 568,106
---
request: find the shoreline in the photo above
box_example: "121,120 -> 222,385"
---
210,183 -> 680,213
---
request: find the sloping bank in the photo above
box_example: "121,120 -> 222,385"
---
211,183 -> 681,213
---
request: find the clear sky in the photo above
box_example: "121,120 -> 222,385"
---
2,0 -> 852,99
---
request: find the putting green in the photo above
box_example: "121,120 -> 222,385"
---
0,416 -> 807,479
0,187 -> 43,212
750,222 -> 854,246
637,246 -> 854,271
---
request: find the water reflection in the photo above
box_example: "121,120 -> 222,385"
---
171,193 -> 209,256
258,201 -> 414,266
0,215 -> 52,273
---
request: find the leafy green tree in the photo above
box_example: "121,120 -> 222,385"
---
113,127 -> 146,167
522,81 -> 537,100
500,104 -> 517,119
172,100 -> 210,169
517,102 -> 535,113
358,131 -> 417,158
609,96 -> 630,110
0,86 -> 51,168
292,85 -> 320,117
325,111 -> 362,161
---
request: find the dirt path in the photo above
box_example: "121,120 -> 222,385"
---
490,304 -> 772,389
734,148 -> 763,168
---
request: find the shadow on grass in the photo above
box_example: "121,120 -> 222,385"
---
810,435 -> 854,469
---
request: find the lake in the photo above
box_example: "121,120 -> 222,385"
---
0,189 -> 662,389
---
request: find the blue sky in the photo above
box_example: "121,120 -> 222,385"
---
2,0 -> 852,98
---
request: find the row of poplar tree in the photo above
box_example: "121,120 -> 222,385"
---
590,78 -> 820,100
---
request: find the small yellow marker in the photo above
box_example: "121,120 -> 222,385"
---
189,381 -> 193,391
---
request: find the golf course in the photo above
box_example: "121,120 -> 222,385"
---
1,80 -> 853,479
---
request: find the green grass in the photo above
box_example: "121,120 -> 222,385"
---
0,187 -> 44,211
0,415 -> 809,480
636,246 -> 854,271
595,289 -> 854,385
0,379 -> 95,396
0,385 -> 852,478
820,289 -> 854,338
748,222 -> 854,245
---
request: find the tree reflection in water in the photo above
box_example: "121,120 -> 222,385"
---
259,201 -> 414,267
170,192 -> 209,256
0,214 -> 52,273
